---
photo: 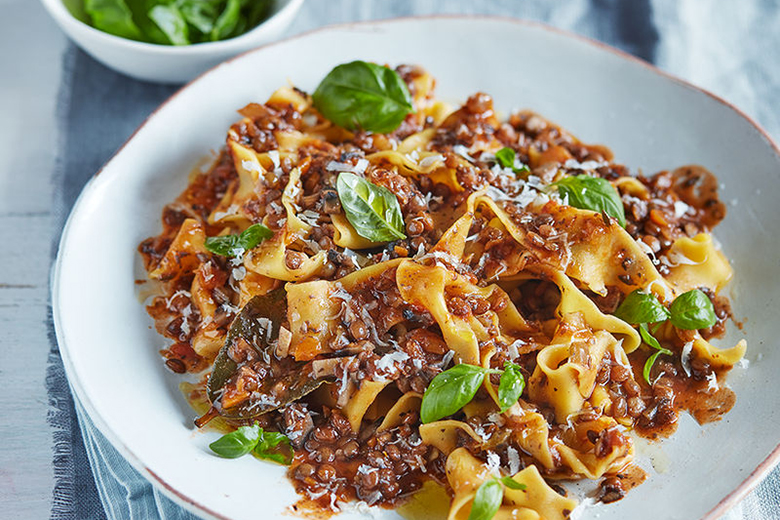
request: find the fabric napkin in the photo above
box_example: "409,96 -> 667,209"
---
46,1 -> 780,519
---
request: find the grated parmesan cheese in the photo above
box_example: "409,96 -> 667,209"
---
374,350 -> 410,377
165,290 -> 191,310
231,266 -> 246,281
636,239 -> 657,263
681,341 -> 694,377
506,446 -> 521,475
452,144 -> 475,162
705,372 -> 719,392
673,200 -> 690,218
484,184 -> 513,201
418,154 -> 444,168
179,317 -> 190,337
506,339 -> 524,361
563,159 -> 607,171
229,249 -> 246,266
440,349 -> 455,369
211,204 -> 239,222
298,209 -> 320,226
526,175 -> 544,189
268,150 -> 281,173
486,451 -> 501,473
326,158 -> 368,175
241,159 -> 260,173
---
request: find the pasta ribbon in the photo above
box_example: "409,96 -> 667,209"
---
446,448 -> 577,520
553,271 -> 640,353
148,218 -> 207,280
396,260 -> 532,365
331,213 -> 381,249
665,233 -> 733,293
286,260 -> 404,360
342,380 -> 389,432
529,314 -> 617,423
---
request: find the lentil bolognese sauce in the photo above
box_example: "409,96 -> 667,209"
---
138,61 -> 745,519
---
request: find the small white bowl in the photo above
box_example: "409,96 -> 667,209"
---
40,0 -> 304,83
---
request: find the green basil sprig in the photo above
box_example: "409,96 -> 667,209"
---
613,290 -> 670,383
253,430 -> 294,465
420,362 -> 526,423
553,175 -> 626,227
469,479 -> 503,520
209,423 -> 262,458
614,288 -> 717,382
209,422 -> 292,465
495,147 -> 530,176
498,476 -> 526,490
615,289 -> 716,331
336,172 -> 407,242
497,362 -> 526,413
313,61 -> 415,134
468,476 -> 527,520
639,323 -> 673,384
670,289 -> 717,330
205,223 -> 273,257
148,4 -> 190,45
421,364 -> 495,423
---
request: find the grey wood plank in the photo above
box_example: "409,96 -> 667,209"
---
0,215 -> 57,517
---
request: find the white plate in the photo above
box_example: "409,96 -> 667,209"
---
52,16 -> 780,520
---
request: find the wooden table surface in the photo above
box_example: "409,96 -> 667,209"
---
1,0 -> 64,516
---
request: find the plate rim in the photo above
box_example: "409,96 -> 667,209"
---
51,14 -> 780,520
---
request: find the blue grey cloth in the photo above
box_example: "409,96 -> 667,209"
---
47,47 -> 182,520
46,1 -> 780,519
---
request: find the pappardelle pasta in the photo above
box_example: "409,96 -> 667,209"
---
138,61 -> 745,519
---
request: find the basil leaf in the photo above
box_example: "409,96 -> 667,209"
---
84,0 -> 273,44
209,423 -> 261,458
614,290 -> 671,324
639,323 -> 672,354
336,172 -> 407,242
639,323 -> 672,384
643,350 -> 663,385
124,0 -> 170,44
237,223 -> 274,250
554,175 -> 626,227
210,0 -> 242,41
313,61 -> 415,134
670,289 -> 717,330
63,0 -> 91,24
495,147 -> 530,176
499,476 -> 526,490
497,362 -> 525,413
177,0 -> 221,34
468,479 -> 503,520
85,0 -> 145,41
205,223 -> 273,257
254,430 -> 293,465
205,236 -> 237,256
148,4 -> 190,45
495,147 -> 516,169
420,364 -> 493,423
